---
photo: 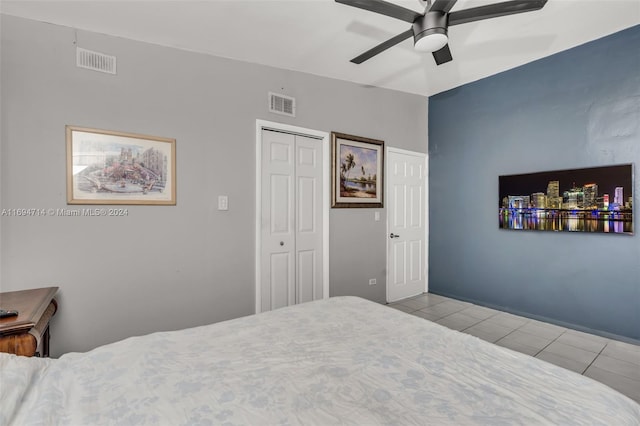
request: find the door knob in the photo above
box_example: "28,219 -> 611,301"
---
280,241 -> 284,246
390,233 -> 400,239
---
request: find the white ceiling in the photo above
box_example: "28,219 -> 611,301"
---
1,0 -> 638,96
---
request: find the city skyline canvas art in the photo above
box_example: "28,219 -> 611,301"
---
499,164 -> 633,235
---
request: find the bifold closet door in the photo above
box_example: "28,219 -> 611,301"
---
260,129 -> 323,312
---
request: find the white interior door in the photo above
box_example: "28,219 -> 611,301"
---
261,130 -> 295,311
387,148 -> 428,303
260,128 -> 323,312
294,135 -> 324,304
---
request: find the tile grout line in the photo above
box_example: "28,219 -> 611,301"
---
580,342 -> 609,375
487,317 -> 534,344
532,330 -> 566,358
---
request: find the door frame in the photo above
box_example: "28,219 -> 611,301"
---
255,120 -> 330,313
385,146 -> 429,302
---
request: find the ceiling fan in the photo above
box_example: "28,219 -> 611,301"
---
335,0 -> 548,65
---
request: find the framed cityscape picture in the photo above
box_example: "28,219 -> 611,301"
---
499,164 -> 633,235
66,126 -> 176,205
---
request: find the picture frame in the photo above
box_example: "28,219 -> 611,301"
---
499,163 -> 633,235
331,132 -> 384,208
66,126 -> 176,205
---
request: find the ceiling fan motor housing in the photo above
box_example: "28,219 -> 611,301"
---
413,11 -> 448,52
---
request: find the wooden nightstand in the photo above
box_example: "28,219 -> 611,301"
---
0,287 -> 58,357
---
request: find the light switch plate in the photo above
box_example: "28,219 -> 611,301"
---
218,195 -> 228,211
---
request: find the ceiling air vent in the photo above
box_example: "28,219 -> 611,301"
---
268,92 -> 295,117
76,47 -> 117,75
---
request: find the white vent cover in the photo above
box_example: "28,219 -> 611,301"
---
268,92 -> 296,117
76,47 -> 117,74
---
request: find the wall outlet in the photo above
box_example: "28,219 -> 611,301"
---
369,278 -> 376,286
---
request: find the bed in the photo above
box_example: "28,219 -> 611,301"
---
1,296 -> 638,425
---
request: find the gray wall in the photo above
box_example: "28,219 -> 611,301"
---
0,15 -> 428,356
429,25 -> 640,341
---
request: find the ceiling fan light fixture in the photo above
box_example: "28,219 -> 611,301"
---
414,30 -> 448,52
412,11 -> 448,53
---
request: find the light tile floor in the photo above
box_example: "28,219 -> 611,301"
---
388,293 -> 640,403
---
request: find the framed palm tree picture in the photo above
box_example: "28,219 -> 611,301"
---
331,132 -> 384,208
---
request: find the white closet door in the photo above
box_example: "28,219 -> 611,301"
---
295,135 -> 323,303
261,130 -> 296,311
260,129 -> 323,311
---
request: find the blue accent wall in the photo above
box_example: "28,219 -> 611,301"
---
428,25 -> 640,341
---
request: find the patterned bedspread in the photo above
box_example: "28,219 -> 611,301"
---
1,296 -> 639,425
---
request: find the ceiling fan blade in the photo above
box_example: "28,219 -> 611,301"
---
350,28 -> 414,64
432,44 -> 453,65
449,0 -> 547,26
429,0 -> 459,13
335,0 -> 422,24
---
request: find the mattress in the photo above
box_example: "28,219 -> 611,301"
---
1,296 -> 638,425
